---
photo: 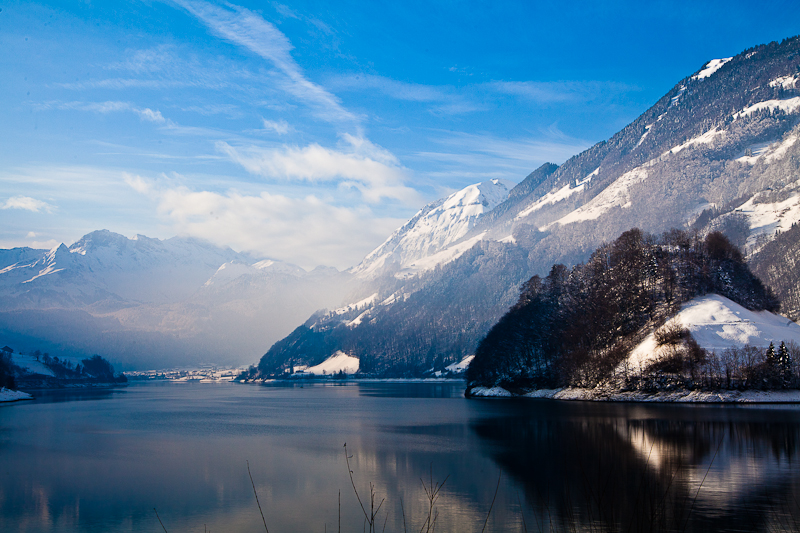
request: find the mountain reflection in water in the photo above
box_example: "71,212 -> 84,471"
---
2,383 -> 800,532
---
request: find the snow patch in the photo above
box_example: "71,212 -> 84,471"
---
11,352 -> 57,377
670,85 -> 686,106
735,189 -> 800,249
333,293 -> 378,315
353,179 -> 513,278
303,351 -> 359,375
469,386 -> 512,397
735,97 -> 800,119
516,182 -> 585,219
693,57 -> 733,80
395,232 -> 486,278
346,309 -> 371,328
769,75 -> 799,90
737,134 -> 799,165
551,166 -> 650,226
637,124 -> 653,147
445,355 -> 474,373
668,127 -> 725,154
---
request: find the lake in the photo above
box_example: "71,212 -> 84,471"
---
3,381 -> 800,532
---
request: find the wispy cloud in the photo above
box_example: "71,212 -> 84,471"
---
217,135 -> 421,204
433,131 -> 589,163
329,74 -> 450,102
174,0 -> 358,128
2,196 -> 55,213
487,80 -> 640,104
328,73 -> 484,115
35,100 -> 166,123
262,118 -> 290,134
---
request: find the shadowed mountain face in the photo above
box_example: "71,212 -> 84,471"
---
257,36 -> 800,376
0,230 -> 353,369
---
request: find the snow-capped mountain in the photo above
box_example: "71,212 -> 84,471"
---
256,35 -> 800,377
0,230 -> 254,308
352,179 -> 514,279
0,230 -> 352,369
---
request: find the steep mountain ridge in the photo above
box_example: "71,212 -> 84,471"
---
255,35 -> 800,377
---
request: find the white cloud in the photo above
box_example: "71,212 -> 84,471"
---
2,196 -> 55,213
26,231 -> 37,238
174,0 -> 358,127
262,118 -> 290,134
133,183 -> 402,269
123,173 -> 153,194
216,136 -> 421,204
135,108 -> 166,123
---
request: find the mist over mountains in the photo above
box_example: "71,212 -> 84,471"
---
0,230 -> 352,369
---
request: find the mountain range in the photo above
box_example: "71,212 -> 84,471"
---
0,230 -> 352,369
255,35 -> 800,377
3,36 -> 800,374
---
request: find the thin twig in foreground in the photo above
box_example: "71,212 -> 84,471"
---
153,508 -> 168,533
247,459 -> 270,533
345,444 -> 370,522
481,471 -> 502,533
681,436 -> 723,533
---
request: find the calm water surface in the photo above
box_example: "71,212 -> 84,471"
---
3,381 -> 800,532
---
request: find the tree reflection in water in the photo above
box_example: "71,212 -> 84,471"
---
472,402 -> 800,532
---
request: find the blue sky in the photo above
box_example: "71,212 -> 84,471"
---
1,0 -> 799,268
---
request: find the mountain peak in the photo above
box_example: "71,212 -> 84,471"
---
352,178 -> 514,278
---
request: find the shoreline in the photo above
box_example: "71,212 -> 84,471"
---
467,385 -> 800,403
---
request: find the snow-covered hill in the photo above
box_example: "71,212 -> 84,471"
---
627,294 -> 800,370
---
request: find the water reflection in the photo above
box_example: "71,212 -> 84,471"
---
3,383 -> 800,532
472,402 -> 800,532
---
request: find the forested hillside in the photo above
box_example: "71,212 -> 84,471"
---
750,222 -> 800,321
465,229 -> 778,392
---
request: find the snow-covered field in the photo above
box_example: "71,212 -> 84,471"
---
302,351 -> 359,375
11,353 -> 57,377
627,294 -> 800,370
445,355 -> 474,373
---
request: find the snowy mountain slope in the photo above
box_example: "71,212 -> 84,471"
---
255,36 -> 800,377
352,179 -> 513,278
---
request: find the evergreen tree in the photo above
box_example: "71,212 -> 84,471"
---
766,342 -> 777,366
779,341 -> 792,388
